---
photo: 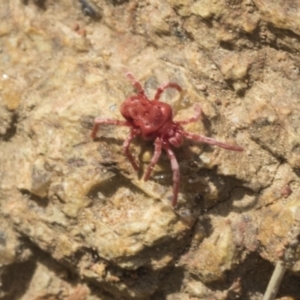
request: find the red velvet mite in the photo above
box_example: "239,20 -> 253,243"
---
92,73 -> 243,207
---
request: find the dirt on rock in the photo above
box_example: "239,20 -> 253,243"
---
1,0 -> 300,299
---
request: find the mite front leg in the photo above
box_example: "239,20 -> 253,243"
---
91,118 -> 130,139
122,128 -> 139,171
126,72 -> 145,96
154,82 -> 182,101
176,105 -> 202,125
180,131 -> 244,152
163,145 -> 180,208
144,137 -> 163,181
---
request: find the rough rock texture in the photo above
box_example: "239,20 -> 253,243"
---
1,0 -> 300,299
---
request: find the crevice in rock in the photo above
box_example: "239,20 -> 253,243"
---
1,258 -> 36,300
78,0 -> 101,19
19,188 -> 50,208
2,112 -> 18,142
267,24 -> 300,54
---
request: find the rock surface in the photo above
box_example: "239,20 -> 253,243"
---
1,0 -> 300,299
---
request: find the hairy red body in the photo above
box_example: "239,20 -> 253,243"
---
92,73 -> 243,207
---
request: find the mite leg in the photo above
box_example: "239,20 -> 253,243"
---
180,131 -> 244,151
91,118 -> 130,139
144,137 -> 163,181
126,72 -> 145,96
122,129 -> 139,171
154,82 -> 182,101
176,105 -> 202,125
163,145 -> 180,208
